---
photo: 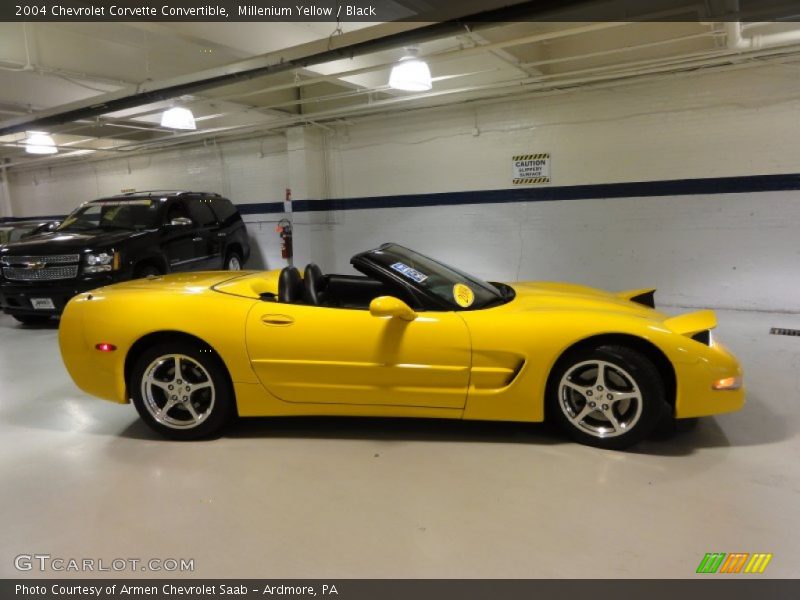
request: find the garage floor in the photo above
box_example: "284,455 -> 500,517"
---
0,308 -> 798,579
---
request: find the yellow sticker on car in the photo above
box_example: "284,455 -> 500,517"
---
453,283 -> 474,308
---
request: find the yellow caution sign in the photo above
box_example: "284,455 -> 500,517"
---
453,283 -> 474,308
512,153 -> 550,185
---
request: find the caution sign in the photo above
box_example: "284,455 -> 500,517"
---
512,153 -> 550,185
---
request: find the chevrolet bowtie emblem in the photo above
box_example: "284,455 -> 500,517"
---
25,261 -> 46,270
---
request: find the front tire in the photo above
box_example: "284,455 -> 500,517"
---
547,345 -> 666,450
130,342 -> 234,440
134,264 -> 162,279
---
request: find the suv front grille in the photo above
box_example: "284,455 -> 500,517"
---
3,265 -> 79,281
1,254 -> 80,266
1,254 -> 81,281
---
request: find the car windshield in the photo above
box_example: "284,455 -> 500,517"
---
367,244 -> 506,310
58,199 -> 160,232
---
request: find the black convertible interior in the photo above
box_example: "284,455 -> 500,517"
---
274,264 -> 418,310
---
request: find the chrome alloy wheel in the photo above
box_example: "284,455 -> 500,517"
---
141,354 -> 216,430
558,360 -> 643,439
227,255 -> 242,270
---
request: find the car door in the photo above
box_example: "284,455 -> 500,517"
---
161,199 -> 198,271
245,302 -> 471,409
186,197 -> 223,270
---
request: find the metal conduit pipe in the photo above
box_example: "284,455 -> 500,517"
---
725,0 -> 800,50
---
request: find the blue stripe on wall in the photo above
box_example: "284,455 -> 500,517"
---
3,173 -> 800,223
250,173 -> 800,214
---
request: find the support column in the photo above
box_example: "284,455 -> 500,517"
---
0,160 -> 13,219
285,125 -> 333,269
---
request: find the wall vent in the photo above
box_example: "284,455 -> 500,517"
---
770,327 -> 800,337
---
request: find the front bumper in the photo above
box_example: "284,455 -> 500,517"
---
0,273 -> 128,316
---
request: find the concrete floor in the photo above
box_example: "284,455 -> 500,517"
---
0,308 -> 798,579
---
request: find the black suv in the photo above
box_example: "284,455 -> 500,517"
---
0,191 -> 250,324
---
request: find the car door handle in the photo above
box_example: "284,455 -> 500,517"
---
261,314 -> 294,326
192,236 -> 203,242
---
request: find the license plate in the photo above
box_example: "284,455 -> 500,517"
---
31,298 -> 55,310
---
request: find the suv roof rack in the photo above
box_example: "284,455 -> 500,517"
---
101,190 -> 222,199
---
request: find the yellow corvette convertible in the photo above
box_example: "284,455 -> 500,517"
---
59,243 -> 744,449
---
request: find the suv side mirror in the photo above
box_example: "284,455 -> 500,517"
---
169,217 -> 193,227
369,296 -> 417,321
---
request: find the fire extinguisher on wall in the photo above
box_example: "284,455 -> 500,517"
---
276,218 -> 293,265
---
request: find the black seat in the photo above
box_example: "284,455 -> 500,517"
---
303,263 -> 328,306
278,266 -> 303,303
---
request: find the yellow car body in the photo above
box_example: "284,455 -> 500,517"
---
59,263 -> 744,432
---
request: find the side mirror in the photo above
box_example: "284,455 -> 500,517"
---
369,296 -> 417,321
169,217 -> 193,227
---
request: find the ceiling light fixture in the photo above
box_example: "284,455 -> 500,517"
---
388,47 -> 432,92
25,131 -> 58,154
160,106 -> 196,130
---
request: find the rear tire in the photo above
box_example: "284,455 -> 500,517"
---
130,341 -> 235,440
224,251 -> 242,271
547,345 -> 666,450
13,314 -> 52,326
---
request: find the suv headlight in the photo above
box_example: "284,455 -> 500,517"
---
84,251 -> 120,273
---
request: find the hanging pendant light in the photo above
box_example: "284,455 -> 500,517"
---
25,132 -> 58,154
389,47 -> 432,92
160,106 -> 196,130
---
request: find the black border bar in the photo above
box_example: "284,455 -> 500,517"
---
4,579 -> 800,600
3,0 -> 800,22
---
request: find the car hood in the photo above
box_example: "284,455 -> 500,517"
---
506,281 -> 669,320
0,228 -> 149,255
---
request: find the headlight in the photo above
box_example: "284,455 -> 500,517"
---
84,251 -> 120,273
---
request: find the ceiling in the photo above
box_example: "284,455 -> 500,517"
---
2,1 -> 800,170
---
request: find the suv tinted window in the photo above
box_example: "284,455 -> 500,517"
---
59,199 -> 161,232
166,200 -> 190,223
210,197 -> 239,226
187,198 -> 217,227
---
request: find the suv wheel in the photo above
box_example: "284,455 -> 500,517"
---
135,264 -> 162,278
225,252 -> 242,271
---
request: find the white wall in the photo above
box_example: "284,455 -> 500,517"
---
304,194 -> 799,312
5,65 -> 800,311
